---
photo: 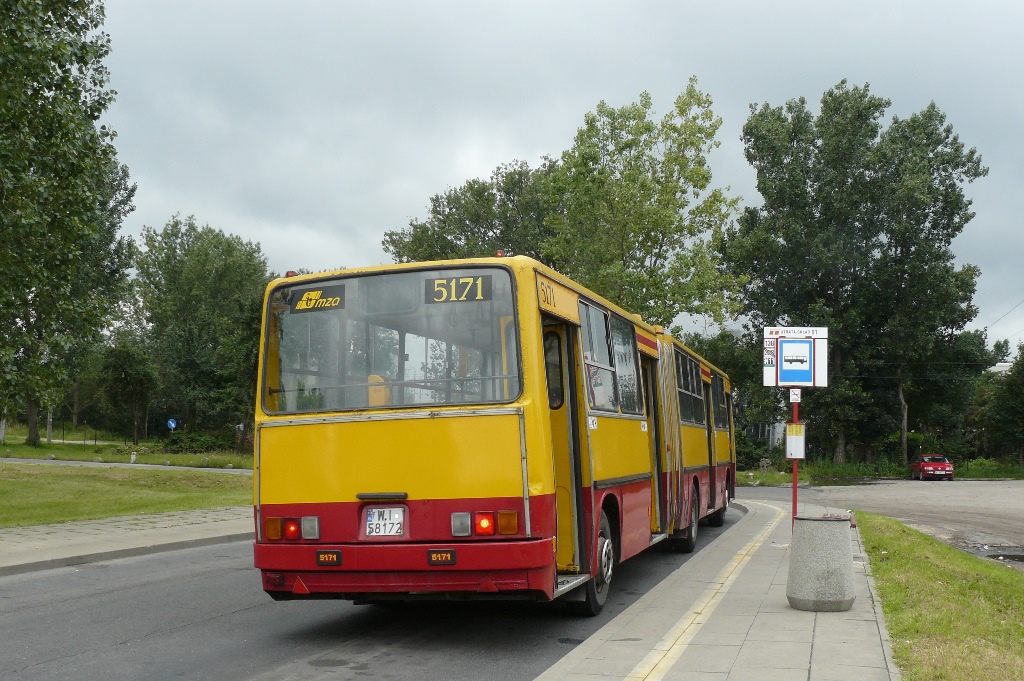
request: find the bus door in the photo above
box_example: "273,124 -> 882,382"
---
543,323 -> 587,574
703,381 -> 716,511
642,357 -> 664,534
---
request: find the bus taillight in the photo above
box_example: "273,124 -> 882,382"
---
264,516 -> 319,540
474,512 -> 496,535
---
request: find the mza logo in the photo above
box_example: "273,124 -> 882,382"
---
292,285 -> 344,313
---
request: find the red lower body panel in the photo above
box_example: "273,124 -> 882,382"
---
254,538 -> 556,600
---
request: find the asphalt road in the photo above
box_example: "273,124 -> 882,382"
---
740,478 -> 1024,561
0,509 -> 741,681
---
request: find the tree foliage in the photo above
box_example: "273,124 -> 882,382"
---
971,346 -> 1024,466
545,81 -> 741,326
135,216 -> 269,432
99,331 -> 157,445
723,81 -> 989,463
382,160 -> 557,264
384,80 -> 741,327
0,0 -> 134,444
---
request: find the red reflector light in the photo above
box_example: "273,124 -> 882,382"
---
283,518 -> 301,540
475,511 -> 496,535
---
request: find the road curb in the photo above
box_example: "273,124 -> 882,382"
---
0,532 -> 253,578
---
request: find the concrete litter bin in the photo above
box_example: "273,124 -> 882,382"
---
787,515 -> 855,612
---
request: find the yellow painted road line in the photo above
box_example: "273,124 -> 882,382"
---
626,502 -> 784,680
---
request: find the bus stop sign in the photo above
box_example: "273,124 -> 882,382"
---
763,327 -> 828,387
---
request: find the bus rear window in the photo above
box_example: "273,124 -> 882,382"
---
262,267 -> 521,413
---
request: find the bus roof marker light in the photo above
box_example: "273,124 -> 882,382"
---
451,512 -> 472,537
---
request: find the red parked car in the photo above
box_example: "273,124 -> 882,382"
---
910,454 -> 954,481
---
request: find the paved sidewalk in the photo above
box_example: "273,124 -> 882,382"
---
534,500 -> 900,681
0,506 -> 253,577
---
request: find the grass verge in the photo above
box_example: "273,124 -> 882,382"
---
0,462 -> 252,528
0,439 -> 251,470
738,458 -> 1024,485
736,469 -> 794,487
856,511 -> 1024,681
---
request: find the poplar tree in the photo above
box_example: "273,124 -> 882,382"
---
0,0 -> 134,444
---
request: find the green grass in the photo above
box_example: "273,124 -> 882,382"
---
736,468 -> 795,487
959,457 -> 1024,479
2,420 -> 120,444
856,511 -> 1024,681
739,458 -> 1024,486
0,438 -> 252,470
0,462 -> 253,528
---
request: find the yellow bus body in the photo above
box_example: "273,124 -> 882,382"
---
252,256 -> 735,610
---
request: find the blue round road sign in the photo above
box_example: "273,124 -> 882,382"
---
167,419 -> 177,430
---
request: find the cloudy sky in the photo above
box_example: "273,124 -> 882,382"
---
101,1 -> 1024,348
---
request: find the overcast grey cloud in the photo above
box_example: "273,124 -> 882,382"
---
101,1 -> 1024,347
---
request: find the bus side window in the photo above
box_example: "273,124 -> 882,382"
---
578,302 -> 618,411
500,316 -> 519,399
543,331 -> 564,409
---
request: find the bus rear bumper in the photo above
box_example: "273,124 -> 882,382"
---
254,538 -> 557,600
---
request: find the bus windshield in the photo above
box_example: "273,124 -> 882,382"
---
262,266 -> 520,414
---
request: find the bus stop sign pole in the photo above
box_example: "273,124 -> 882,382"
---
764,327 -> 826,530
787,390 -> 805,527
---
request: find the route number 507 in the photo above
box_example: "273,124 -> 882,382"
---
425,275 -> 493,304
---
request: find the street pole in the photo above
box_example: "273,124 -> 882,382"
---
792,400 -> 799,529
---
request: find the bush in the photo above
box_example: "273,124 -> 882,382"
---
966,456 -> 1007,477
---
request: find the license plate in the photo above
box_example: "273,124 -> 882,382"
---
365,507 -> 405,537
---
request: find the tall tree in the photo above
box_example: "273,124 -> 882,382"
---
0,0 -> 134,444
100,331 -> 157,445
382,160 -> 557,264
545,81 -> 741,326
988,346 -> 1024,468
723,81 -> 987,463
136,216 -> 268,432
384,80 -> 742,327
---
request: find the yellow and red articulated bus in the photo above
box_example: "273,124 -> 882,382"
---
253,256 -> 735,615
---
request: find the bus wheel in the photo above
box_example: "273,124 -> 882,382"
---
569,511 -> 614,616
678,489 -> 699,553
708,482 -> 727,527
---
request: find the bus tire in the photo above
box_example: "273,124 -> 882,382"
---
708,481 -> 728,527
568,511 -> 614,616
678,488 -> 699,553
